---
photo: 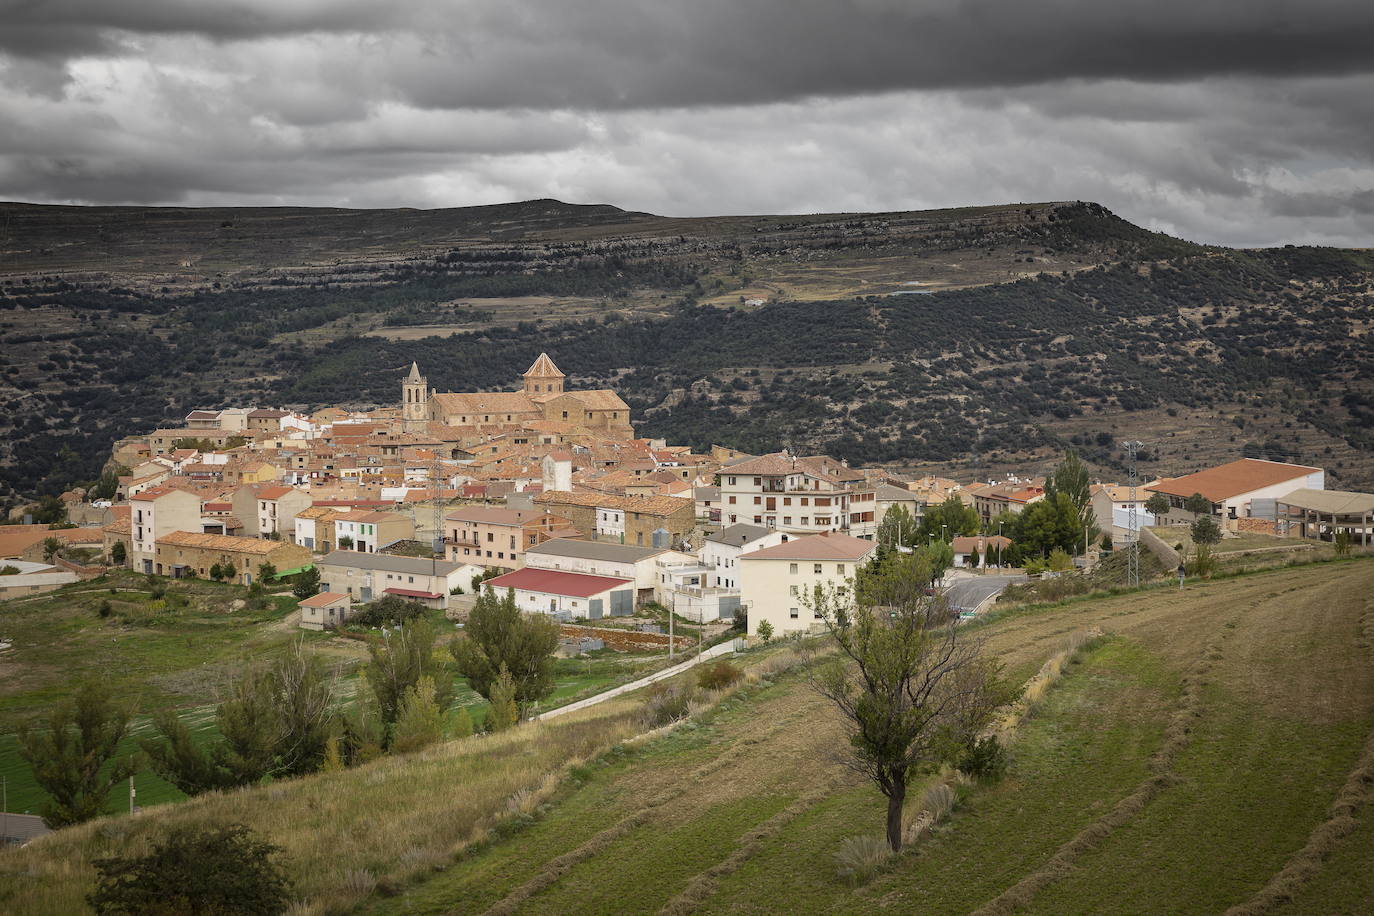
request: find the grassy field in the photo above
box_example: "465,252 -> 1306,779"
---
0,573 -> 667,819
2,558 -> 1372,913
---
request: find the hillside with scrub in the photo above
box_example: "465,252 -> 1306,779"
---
3,555 -> 1373,914
4,198 -> 1374,506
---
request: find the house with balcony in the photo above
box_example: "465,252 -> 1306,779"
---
445,506 -> 577,570
315,551 -> 476,608
738,531 -> 876,638
717,453 -> 871,536
128,486 -> 203,574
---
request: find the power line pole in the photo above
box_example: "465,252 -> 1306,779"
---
1121,439 -> 1143,587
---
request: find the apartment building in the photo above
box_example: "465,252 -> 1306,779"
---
738,531 -> 876,638
717,453 -> 874,537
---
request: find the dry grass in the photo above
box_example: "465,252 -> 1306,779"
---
832,833 -> 894,886
0,700 -> 646,915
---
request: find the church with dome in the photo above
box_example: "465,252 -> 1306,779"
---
400,353 -> 633,438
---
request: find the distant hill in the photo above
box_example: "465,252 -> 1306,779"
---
1,197 -> 1371,498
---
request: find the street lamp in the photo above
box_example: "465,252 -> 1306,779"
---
997,521 -> 1003,568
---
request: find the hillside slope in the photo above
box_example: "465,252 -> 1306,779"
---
3,560 -> 1371,914
2,197 -> 1372,497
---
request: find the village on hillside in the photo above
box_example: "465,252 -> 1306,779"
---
5,353 -> 1372,643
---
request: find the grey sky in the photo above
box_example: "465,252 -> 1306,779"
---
2,0 -> 1372,246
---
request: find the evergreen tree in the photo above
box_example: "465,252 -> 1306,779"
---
915,494 -> 980,543
366,618 -> 454,735
450,587 -> 558,713
486,666 -> 519,732
392,676 -> 446,754
18,682 -> 136,827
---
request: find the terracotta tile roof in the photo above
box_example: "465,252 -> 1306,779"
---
523,352 -> 565,378
722,453 -> 800,477
131,485 -> 198,502
255,485 -> 297,500
157,531 -> 282,554
740,531 -> 876,562
445,506 -> 541,526
1149,458 -> 1321,503
485,567 -> 631,598
431,392 -> 539,414
0,526 -> 103,558
535,489 -> 693,517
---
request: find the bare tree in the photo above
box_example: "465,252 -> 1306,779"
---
806,551 -> 1013,851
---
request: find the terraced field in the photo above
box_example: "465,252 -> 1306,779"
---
3,558 -> 1371,914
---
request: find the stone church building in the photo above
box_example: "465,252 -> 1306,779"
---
402,353 -> 633,438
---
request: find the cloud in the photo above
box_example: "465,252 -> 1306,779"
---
0,1 -> 1372,246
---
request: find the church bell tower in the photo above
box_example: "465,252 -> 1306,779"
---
402,362 -> 429,433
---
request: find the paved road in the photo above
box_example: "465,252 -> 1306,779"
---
532,640 -> 737,722
945,574 -> 1027,613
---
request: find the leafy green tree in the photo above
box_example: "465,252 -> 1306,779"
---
87,823 -> 290,916
352,595 -> 426,628
1190,515 -> 1222,547
451,705 -> 475,739
807,551 -> 1012,851
392,676 -> 446,754
292,565 -> 321,600
916,495 -> 980,543
1045,450 -> 1099,550
876,504 -> 919,554
1144,492 -> 1171,517
450,587 -> 559,714
338,535 -> 354,550
366,617 -> 454,733
1184,492 -> 1213,517
756,619 -> 774,643
18,682 -> 136,827
208,562 -> 227,582
109,540 -> 126,565
256,561 -> 277,582
486,666 -> 519,732
1012,493 -> 1082,560
1047,548 -> 1075,572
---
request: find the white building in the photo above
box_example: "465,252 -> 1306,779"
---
700,523 -> 788,590
738,531 -> 876,638
1149,458 -> 1325,524
483,566 -> 635,620
718,453 -> 877,536
523,538 -> 691,606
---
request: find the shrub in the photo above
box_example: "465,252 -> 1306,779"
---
956,735 -> 1009,781
642,682 -> 694,728
1334,530 -> 1352,557
97,600 -> 112,618
87,823 -> 290,915
486,667 -> 519,732
757,620 -> 774,643
391,676 -> 445,754
695,659 -> 743,691
834,833 -> 892,884
919,782 -> 957,822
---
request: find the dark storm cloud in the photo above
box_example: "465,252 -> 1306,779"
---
0,1 -> 1372,247
6,1 -> 1374,106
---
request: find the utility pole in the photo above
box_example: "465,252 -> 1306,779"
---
669,593 -> 675,659
1121,440 -> 1143,587
128,774 -> 136,814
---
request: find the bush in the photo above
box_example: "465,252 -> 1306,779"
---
695,659 -> 743,691
834,833 -> 892,884
956,735 -> 1008,781
97,600 -> 112,618
352,595 -> 426,628
756,620 -> 774,643
642,682 -> 694,728
87,823 -> 290,915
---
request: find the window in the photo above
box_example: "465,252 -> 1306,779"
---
728,477 -> 736,486
801,497 -> 809,506
789,563 -> 798,574
784,497 -> 791,506
754,477 -> 761,485
789,584 -> 798,596
837,564 -> 846,575
814,607 -> 824,620
753,496 -> 761,505
789,607 -> 799,619
728,496 -> 737,505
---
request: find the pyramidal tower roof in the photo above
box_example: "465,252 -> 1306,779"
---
405,361 -> 424,383
523,352 -> 564,379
